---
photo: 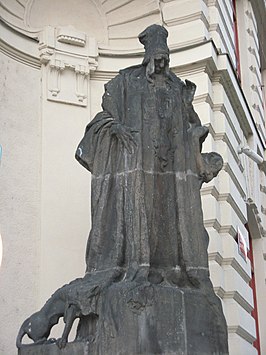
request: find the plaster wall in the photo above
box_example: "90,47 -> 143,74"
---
161,0 -> 210,48
228,332 -> 258,355
39,96 -> 90,305
0,54 -> 41,354
208,0 -> 236,66
252,236 -> 266,352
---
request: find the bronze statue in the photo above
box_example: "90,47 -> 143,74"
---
17,25 -> 228,355
76,25 -> 222,286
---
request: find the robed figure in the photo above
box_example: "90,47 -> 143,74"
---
17,25 -> 228,354
76,25 -> 222,287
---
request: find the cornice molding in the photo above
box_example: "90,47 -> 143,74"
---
222,257 -> 251,284
222,290 -> 253,313
0,37 -> 40,69
204,218 -> 221,231
163,10 -> 209,29
208,251 -> 223,265
201,185 -> 220,200
213,131 -> 244,172
213,286 -> 226,299
247,198 -> 266,239
227,325 -> 256,344
218,193 -> 247,225
98,37 -> 208,58
223,163 -> 246,199
90,71 -> 117,82
213,53 -> 265,149
0,20 -> 40,68
212,103 -> 242,146
250,0 -> 266,70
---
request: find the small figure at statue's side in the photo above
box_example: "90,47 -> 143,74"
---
17,25 -> 228,355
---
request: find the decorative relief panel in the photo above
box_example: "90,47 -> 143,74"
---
39,26 -> 98,106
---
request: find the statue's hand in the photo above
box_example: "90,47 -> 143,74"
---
200,152 -> 223,184
110,122 -> 137,153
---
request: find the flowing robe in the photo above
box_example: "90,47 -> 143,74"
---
76,65 -> 216,282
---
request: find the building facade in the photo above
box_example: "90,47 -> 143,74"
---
0,0 -> 265,354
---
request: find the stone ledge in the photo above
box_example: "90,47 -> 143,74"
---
18,342 -> 88,355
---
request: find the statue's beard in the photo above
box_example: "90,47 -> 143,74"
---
145,58 -> 170,84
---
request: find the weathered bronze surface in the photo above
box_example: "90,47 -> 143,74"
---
17,24 -> 228,354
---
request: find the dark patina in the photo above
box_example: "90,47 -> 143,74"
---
17,24 -> 228,355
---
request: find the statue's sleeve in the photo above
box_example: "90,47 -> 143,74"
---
101,74 -> 125,120
182,80 -> 223,183
75,74 -> 125,173
182,79 -> 201,128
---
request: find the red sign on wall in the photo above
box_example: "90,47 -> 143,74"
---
237,227 -> 248,262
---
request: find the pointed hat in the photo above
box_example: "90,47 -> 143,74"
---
138,24 -> 169,65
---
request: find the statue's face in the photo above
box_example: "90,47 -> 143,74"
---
154,54 -> 169,74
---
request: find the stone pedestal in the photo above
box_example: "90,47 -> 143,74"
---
19,280 -> 228,354
19,342 -> 88,355
93,282 -> 228,354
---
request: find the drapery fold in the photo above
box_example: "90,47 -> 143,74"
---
76,65 -> 218,281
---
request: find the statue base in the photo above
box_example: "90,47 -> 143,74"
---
18,342 -> 88,355
19,281 -> 228,355
19,280 -> 228,355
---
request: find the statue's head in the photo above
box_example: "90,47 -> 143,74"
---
153,53 -> 169,74
138,24 -> 169,66
138,25 -> 170,82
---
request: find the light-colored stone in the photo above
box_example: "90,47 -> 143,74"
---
0,55 -> 41,354
1,0 -> 266,354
